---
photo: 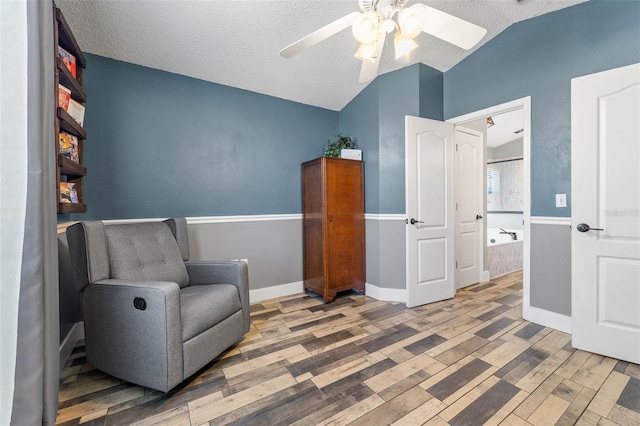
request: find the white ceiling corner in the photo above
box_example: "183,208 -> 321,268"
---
56,0 -> 587,111
487,109 -> 525,148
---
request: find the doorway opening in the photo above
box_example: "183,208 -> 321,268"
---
485,109 -> 525,278
447,97 -> 533,320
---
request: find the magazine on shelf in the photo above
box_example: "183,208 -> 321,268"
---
59,182 -> 79,203
58,84 -> 71,110
59,131 -> 79,163
58,45 -> 76,78
67,99 -> 85,126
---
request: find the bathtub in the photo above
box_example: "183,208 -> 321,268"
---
487,228 -> 524,247
487,228 -> 524,278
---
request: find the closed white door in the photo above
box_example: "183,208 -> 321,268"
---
455,127 -> 484,289
571,63 -> 640,364
406,116 -> 455,308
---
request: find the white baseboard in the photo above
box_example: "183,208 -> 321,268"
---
481,270 -> 491,283
249,281 -> 304,304
365,283 -> 407,303
59,321 -> 85,370
524,306 -> 572,334
248,280 -> 409,304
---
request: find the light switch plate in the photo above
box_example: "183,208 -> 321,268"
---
556,193 -> 567,208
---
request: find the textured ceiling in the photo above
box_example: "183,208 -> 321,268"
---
487,109 -> 524,148
56,0 -> 586,111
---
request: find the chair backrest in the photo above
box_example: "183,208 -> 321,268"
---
66,218 -> 190,293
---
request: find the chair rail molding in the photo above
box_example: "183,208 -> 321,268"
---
530,216 -> 572,226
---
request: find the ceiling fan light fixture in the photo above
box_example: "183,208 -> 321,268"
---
394,33 -> 418,59
352,11 -> 380,43
354,41 -> 377,63
381,19 -> 397,34
280,1 -> 487,83
398,6 -> 424,39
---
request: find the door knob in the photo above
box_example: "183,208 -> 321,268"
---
476,214 -> 483,220
409,218 -> 424,225
576,223 -> 604,232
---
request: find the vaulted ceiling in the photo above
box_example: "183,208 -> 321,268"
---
56,0 -> 586,111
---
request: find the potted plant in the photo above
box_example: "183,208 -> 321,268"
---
324,134 -> 361,160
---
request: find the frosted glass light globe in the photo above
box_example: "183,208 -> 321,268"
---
398,6 -> 424,39
352,12 -> 380,43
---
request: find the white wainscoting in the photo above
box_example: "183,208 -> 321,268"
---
58,213 -> 411,357
524,216 -> 572,334
530,216 -> 572,226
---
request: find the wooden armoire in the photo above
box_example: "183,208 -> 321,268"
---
302,157 -> 365,302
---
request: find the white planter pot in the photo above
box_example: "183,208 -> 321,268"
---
340,149 -> 362,160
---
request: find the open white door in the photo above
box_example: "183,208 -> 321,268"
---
406,116 -> 455,308
455,127 -> 484,289
571,63 -> 640,364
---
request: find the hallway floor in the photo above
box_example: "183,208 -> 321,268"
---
56,271 -> 640,425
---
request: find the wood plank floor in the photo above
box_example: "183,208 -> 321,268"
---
56,271 -> 640,425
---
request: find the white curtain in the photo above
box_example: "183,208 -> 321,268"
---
1,0 -> 59,424
0,0 -> 30,422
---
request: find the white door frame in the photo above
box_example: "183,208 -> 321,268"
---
446,97 -> 532,317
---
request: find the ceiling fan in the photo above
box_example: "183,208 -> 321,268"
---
280,0 -> 487,83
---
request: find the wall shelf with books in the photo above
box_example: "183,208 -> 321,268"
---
55,8 -> 86,70
58,155 -> 86,177
59,201 -> 87,215
55,6 -> 87,214
57,107 -> 86,138
57,57 -> 86,102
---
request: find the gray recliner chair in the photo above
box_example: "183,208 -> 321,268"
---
66,218 -> 250,392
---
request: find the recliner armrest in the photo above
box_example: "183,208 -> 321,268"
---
185,261 -> 250,333
83,279 -> 184,392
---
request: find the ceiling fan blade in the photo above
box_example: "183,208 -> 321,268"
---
358,31 -> 386,83
419,4 -> 487,50
280,11 -> 361,58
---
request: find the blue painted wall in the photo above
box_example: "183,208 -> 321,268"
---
339,63 -> 444,214
74,0 -> 639,222
444,0 -> 640,217
79,54 -> 338,220
339,81 -> 381,213
419,64 -> 444,122
378,66 -> 420,214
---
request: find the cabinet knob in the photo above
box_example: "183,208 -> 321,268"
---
328,215 -> 333,222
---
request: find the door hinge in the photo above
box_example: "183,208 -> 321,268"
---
456,261 -> 458,269
456,203 -> 458,211
456,144 -> 458,151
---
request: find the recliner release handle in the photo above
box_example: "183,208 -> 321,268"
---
133,297 -> 147,310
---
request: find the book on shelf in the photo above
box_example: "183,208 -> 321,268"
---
58,84 -> 71,110
59,182 -> 79,203
67,98 -> 85,126
58,45 -> 76,78
59,131 -> 79,163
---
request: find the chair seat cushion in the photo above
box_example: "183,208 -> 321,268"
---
180,284 -> 241,342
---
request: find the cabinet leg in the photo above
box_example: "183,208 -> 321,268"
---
323,292 -> 336,303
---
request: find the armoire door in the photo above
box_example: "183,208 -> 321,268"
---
325,159 -> 365,295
